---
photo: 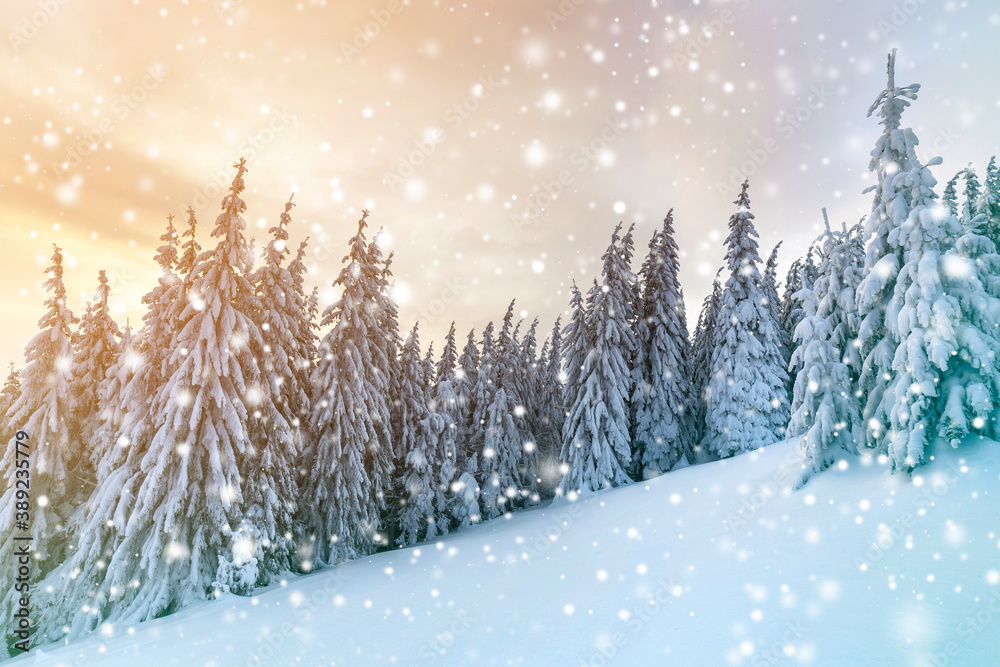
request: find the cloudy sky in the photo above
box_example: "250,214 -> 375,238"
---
1,0 -> 997,366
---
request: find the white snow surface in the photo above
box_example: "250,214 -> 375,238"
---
14,438 -> 1000,666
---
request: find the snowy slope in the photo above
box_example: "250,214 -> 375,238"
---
14,438 -> 1000,667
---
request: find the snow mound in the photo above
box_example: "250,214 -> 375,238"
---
15,438 -> 1000,666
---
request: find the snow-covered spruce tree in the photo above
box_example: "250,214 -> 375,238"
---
787,221 -> 864,487
779,250 -> 817,351
31,218 -> 188,646
702,179 -> 789,458
632,210 -> 695,477
936,217 -> 1000,445
560,284 -> 589,416
763,243 -> 791,376
287,238 -> 316,427
469,321 -> 497,488
449,453 -> 481,529
0,363 -> 20,451
0,246 -> 78,656
855,49 -> 922,451
302,209 -> 395,566
781,247 -> 821,393
0,364 -> 21,487
477,383 -> 525,519
385,321 -> 427,547
974,156 -> 1000,248
98,215 -> 183,476
833,222 -> 867,385
252,195 -> 309,450
425,323 -> 460,535
535,317 -> 564,497
395,324 -> 436,546
453,328 -> 480,474
858,55 -> 1000,469
178,206 -> 202,283
477,302 -> 536,517
367,229 -> 402,547
509,314 -> 541,504
151,160 -> 294,601
942,173 -> 960,217
559,224 -> 637,495
514,318 -> 541,437
962,164 -> 981,225
72,269 -> 122,467
689,274 -> 721,448
871,152 -> 1000,468
234,197 -> 305,586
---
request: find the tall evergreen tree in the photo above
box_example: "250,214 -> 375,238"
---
690,275 -> 721,449
469,321 -> 497,489
779,249 -> 818,358
1,246 -> 78,656
73,269 -> 123,468
962,164 -> 982,225
454,328 -> 480,474
559,224 -> 636,495
632,210 -> 694,477
763,243 -> 790,376
535,317 -> 564,497
702,180 -> 789,458
857,52 -> 1000,470
252,195 -> 309,442
856,49 -> 922,452
937,216 -> 1000,446
0,364 -> 20,449
477,302 -> 535,517
788,220 -> 865,487
942,173 -> 960,217
477,382 -> 526,519
34,218 -> 187,646
449,457 -> 481,530
111,160 -> 288,616
426,323 -> 460,534
395,325 -> 436,546
0,365 -> 21,485
302,209 -> 395,565
974,156 -> 1000,247
178,206 -> 202,283
288,238 -> 316,427
37,221 -> 176,643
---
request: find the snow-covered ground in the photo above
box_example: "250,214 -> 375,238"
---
15,438 -> 1000,667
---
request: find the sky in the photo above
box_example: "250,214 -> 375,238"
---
1,0 -> 998,367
